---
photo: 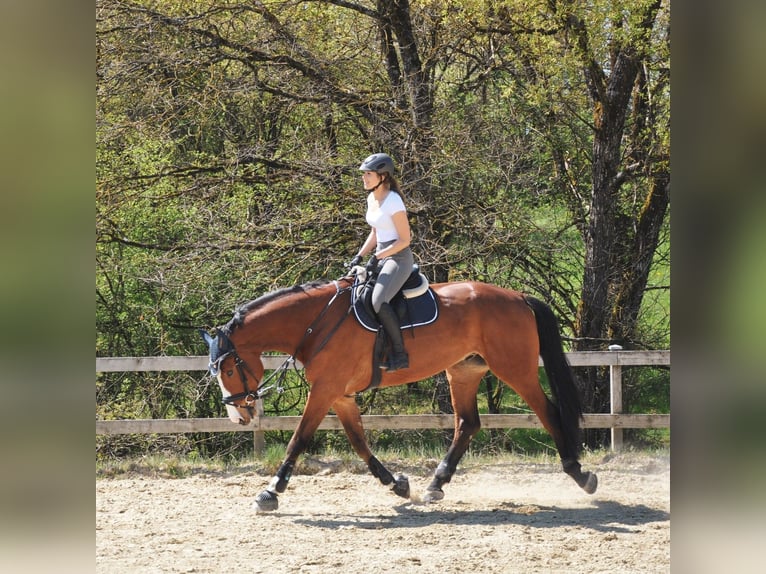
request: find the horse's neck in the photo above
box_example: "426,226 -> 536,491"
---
237,282 -> 341,353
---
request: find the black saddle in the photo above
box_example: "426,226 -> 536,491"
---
351,265 -> 439,332
350,265 -> 439,391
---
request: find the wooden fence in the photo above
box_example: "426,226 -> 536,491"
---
96,350 -> 669,452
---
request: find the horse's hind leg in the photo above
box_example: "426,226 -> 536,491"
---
424,360 -> 486,502
499,368 -> 597,494
332,394 -> 410,499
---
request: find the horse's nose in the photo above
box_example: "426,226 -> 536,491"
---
225,404 -> 248,425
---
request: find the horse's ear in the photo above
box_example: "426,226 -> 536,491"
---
198,328 -> 216,348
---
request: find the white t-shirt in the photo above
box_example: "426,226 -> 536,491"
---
366,191 -> 406,243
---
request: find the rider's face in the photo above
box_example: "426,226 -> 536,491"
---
362,171 -> 382,190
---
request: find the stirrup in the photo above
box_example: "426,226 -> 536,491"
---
381,352 -> 409,372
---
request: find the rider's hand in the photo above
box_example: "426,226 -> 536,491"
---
347,254 -> 363,274
365,254 -> 379,273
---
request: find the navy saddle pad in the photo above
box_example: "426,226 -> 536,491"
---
351,268 -> 439,332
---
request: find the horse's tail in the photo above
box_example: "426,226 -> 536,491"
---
525,296 -> 583,458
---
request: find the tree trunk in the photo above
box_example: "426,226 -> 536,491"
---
561,1 -> 668,448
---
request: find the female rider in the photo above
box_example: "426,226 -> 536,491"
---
348,153 -> 414,372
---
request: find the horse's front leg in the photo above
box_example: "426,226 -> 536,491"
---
332,394 -> 410,499
254,390 -> 335,512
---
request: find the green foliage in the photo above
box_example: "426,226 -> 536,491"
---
96,0 -> 670,458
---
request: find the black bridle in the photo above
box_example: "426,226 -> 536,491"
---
212,331 -> 266,408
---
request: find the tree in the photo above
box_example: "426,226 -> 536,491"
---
456,0 -> 670,445
555,1 -> 670,445
96,0 -> 669,452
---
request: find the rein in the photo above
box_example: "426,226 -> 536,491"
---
293,281 -> 353,368
216,280 -> 352,408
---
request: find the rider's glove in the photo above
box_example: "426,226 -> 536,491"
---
365,254 -> 379,273
347,254 -> 363,274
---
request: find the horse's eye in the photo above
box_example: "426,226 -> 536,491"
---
226,370 -> 234,377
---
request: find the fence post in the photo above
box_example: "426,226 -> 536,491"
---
253,398 -> 265,456
608,345 -> 623,451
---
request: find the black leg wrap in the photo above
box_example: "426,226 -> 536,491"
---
367,456 -> 394,486
434,460 -> 455,485
426,460 -> 454,496
561,458 -> 582,478
274,460 -> 295,493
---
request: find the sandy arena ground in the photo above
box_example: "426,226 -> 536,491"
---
97,451 -> 670,573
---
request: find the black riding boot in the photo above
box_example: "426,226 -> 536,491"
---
376,302 -> 409,372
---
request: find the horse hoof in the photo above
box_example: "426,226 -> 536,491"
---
391,474 -> 410,499
253,490 -> 279,512
422,488 -> 444,503
581,472 -> 598,494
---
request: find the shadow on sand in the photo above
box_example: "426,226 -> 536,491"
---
290,499 -> 669,534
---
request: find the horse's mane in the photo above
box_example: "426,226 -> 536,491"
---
223,279 -> 331,333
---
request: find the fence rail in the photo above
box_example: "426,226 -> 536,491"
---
96,350 -> 669,452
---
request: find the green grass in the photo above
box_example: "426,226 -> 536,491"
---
97,443 -> 668,479
97,453 -> 234,479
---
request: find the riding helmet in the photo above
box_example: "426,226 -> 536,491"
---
358,153 -> 395,175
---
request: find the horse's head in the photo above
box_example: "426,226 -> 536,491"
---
199,328 -> 264,425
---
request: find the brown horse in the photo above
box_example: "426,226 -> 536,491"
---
201,276 -> 597,511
